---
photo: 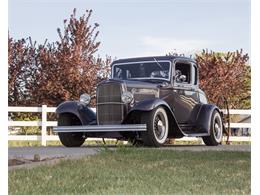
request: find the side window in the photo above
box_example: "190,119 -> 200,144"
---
192,64 -> 198,85
175,62 -> 191,84
113,66 -> 128,79
126,70 -> 132,79
114,67 -> 123,79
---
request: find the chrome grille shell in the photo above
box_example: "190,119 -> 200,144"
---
96,81 -> 125,125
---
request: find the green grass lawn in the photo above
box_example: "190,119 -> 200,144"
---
8,140 -> 251,147
9,148 -> 250,195
8,140 -> 126,147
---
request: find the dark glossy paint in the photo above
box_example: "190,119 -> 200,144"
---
56,101 -> 96,125
194,104 -> 221,133
130,98 -> 169,111
127,98 -> 185,137
56,56 -> 221,138
108,57 -> 218,136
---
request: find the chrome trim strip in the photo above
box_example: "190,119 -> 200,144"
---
97,102 -> 124,105
111,60 -> 172,81
186,133 -> 209,137
53,124 -> 147,133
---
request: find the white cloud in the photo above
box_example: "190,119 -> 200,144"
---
140,36 -> 213,56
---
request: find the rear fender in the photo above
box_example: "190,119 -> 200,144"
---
194,104 -> 221,134
56,101 -> 96,125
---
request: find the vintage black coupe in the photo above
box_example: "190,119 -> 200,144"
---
54,56 -> 224,147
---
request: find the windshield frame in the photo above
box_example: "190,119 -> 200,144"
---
111,60 -> 172,82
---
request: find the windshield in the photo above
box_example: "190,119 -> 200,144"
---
112,61 -> 171,81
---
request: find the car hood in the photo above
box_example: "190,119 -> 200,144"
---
99,79 -> 162,101
123,79 -> 162,89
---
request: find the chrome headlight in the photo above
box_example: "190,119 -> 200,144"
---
121,91 -> 134,103
79,93 -> 91,105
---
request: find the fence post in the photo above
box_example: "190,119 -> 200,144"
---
41,105 -> 47,146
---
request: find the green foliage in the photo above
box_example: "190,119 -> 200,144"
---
9,113 -> 41,135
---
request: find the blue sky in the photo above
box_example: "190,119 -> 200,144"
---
9,0 -> 250,59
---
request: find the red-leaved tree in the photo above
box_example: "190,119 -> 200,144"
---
8,9 -> 111,107
196,49 -> 250,109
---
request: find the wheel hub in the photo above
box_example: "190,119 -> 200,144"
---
154,116 -> 165,140
214,120 -> 222,140
157,120 -> 165,133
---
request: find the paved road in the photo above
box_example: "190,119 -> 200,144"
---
9,146 -> 100,160
9,144 -> 250,161
8,145 -> 250,170
8,146 -> 101,170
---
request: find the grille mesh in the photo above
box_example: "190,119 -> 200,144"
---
97,82 -> 124,125
134,93 -> 155,102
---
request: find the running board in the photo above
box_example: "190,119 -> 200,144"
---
185,133 -> 209,137
53,124 -> 147,133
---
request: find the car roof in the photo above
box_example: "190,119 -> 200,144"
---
111,55 -> 196,65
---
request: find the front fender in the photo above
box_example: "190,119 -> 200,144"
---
128,98 -> 185,138
129,98 -> 171,112
56,101 -> 96,125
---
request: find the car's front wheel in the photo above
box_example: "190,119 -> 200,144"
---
202,110 -> 223,146
57,114 -> 85,147
141,107 -> 169,147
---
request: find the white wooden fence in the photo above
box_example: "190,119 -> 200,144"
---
8,105 -> 251,146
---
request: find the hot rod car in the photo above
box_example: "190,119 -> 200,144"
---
53,56 -> 224,147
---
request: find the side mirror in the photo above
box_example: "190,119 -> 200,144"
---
179,75 -> 187,82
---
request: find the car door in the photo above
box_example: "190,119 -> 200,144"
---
172,60 -> 200,124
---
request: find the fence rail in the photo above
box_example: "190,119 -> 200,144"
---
8,105 -> 251,146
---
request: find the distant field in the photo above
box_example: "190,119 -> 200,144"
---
9,148 -> 250,195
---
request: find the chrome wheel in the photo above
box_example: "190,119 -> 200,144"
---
141,106 -> 169,147
202,110 -> 223,146
153,107 -> 169,144
213,112 -> 223,143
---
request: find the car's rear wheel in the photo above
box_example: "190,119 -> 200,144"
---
202,110 -> 223,146
57,114 -> 85,147
141,107 -> 169,147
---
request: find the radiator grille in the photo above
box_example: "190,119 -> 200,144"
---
134,93 -> 155,102
97,82 -> 124,125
